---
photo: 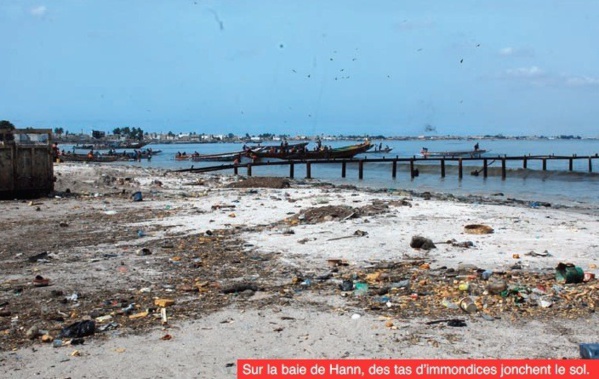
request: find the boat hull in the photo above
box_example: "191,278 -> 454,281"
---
251,142 -> 372,160
421,149 -> 487,158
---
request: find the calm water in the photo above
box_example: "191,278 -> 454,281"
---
65,139 -> 599,206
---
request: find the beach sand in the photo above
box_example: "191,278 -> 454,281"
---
1,163 -> 598,378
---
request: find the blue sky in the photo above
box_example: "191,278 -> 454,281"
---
1,1 -> 599,137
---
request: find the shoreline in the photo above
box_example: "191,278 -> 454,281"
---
1,163 -> 598,377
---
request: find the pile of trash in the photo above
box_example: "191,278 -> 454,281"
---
308,259 -> 598,323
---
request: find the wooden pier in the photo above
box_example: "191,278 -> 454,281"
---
171,154 -> 599,180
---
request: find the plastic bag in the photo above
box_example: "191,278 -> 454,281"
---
58,320 -> 96,338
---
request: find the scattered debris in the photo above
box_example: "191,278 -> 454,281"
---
556,262 -> 584,284
222,283 -> 259,294
32,275 -> 50,287
464,224 -> 493,234
525,250 -> 551,257
58,320 -> 95,339
410,236 -> 436,250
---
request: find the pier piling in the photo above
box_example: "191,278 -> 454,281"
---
483,159 -> 488,178
359,160 -> 364,180
440,159 -> 445,178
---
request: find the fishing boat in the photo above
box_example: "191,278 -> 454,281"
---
59,154 -> 122,163
246,141 -> 309,152
107,149 -> 161,160
420,147 -> 487,158
363,147 -> 393,154
190,151 -> 247,162
250,141 -> 372,160
115,141 -> 149,149
73,143 -> 112,150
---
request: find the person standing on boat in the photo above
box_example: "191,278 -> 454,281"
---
316,137 -> 322,150
474,143 -> 480,151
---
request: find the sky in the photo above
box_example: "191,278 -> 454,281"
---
1,0 -> 599,137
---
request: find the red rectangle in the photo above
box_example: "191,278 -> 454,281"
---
238,359 -> 599,379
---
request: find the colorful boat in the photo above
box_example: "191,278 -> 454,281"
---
250,141 -> 372,160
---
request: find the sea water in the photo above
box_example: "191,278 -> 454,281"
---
63,138 -> 599,207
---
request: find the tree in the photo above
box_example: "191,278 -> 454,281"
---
0,120 -> 15,142
0,120 -> 16,130
54,127 -> 64,136
133,127 -> 144,141
113,127 -> 122,135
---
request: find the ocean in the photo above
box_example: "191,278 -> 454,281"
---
65,139 -> 599,207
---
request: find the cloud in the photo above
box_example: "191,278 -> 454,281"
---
564,76 -> 599,88
504,66 -> 545,78
500,66 -> 599,89
30,5 -> 47,17
499,46 -> 535,57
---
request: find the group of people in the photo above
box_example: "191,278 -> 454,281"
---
372,142 -> 390,152
106,147 -> 153,161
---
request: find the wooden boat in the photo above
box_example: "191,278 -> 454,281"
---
115,141 -> 148,149
59,154 -> 121,163
420,148 -> 487,158
72,141 -> 149,150
251,142 -> 372,160
73,144 -> 94,150
107,149 -> 161,160
73,144 -> 112,150
190,151 -> 247,162
174,154 -> 191,161
363,147 -> 393,154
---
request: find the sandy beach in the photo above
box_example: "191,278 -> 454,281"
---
1,162 -> 598,378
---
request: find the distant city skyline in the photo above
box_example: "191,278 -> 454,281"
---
2,1 -> 599,137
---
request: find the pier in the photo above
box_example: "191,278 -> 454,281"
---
171,154 -> 599,180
